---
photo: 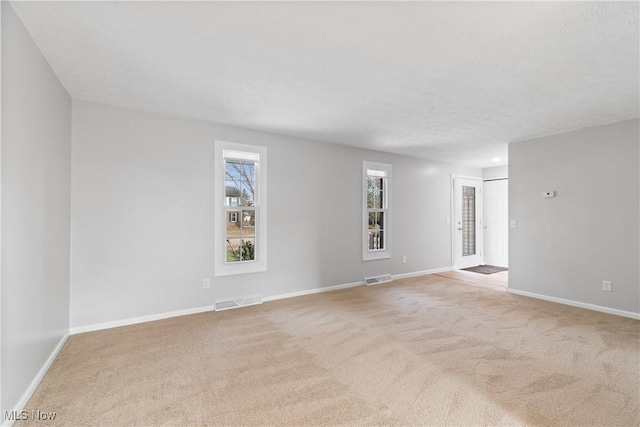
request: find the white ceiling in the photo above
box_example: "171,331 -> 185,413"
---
11,1 -> 640,168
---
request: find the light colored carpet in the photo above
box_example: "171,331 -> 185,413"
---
20,274 -> 639,426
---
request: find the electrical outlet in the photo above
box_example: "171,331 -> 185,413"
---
402,256 -> 407,264
203,278 -> 210,289
602,280 -> 612,292
510,219 -> 517,228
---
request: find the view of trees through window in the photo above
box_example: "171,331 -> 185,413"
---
367,175 -> 385,250
225,160 -> 256,262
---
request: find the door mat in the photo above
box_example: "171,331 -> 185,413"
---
461,265 -> 508,274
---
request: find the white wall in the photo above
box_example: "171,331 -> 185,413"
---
70,100 -> 480,328
509,119 -> 639,315
1,1 -> 71,415
483,165 -> 508,180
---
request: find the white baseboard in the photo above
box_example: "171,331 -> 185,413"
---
263,280 -> 364,302
2,332 -> 69,427
69,304 -> 217,335
392,266 -> 454,280
507,288 -> 640,320
263,266 -> 453,301
70,282 -> 367,335
70,267 -> 454,335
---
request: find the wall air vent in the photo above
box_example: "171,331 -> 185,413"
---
364,274 -> 393,286
214,295 -> 263,311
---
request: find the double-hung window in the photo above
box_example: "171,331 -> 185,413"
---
363,161 -> 392,261
214,141 -> 267,276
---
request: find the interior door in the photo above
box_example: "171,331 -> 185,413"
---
454,177 -> 483,269
483,179 -> 508,267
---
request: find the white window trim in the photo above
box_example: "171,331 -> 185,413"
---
363,160 -> 392,261
214,141 -> 267,276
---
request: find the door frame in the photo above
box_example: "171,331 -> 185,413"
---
482,177 -> 509,268
451,174 -> 484,269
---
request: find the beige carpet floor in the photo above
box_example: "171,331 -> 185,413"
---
20,274 -> 640,426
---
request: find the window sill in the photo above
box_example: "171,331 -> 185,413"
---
362,251 -> 391,261
214,261 -> 266,277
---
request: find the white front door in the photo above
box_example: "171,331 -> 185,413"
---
483,179 -> 508,267
454,177 -> 483,269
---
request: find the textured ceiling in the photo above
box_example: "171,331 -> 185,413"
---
11,1 -> 640,168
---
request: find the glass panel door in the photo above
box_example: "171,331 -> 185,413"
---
454,178 -> 483,269
462,186 -> 476,256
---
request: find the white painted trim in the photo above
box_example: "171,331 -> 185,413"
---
70,267 -> 456,335
507,288 -> 640,320
451,174 -> 484,181
0,2 -> 4,414
449,174 -> 483,268
449,175 -> 455,268
70,305 -> 217,335
363,160 -> 392,261
214,140 -> 267,277
71,282 -> 366,335
451,175 -> 484,269
263,281 -> 364,302
2,333 -> 69,427
392,266 -> 455,280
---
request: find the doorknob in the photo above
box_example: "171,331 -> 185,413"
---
457,227 -> 462,231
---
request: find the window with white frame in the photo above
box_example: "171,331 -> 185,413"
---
363,161 -> 392,261
214,141 -> 267,276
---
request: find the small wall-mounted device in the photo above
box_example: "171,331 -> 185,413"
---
543,191 -> 555,198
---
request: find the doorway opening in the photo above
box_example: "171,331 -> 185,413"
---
451,173 -> 508,292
